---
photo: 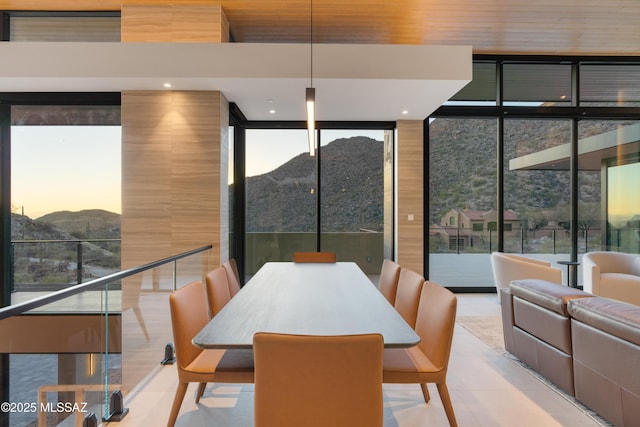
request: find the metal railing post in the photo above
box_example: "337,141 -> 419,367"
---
173,260 -> 178,291
77,241 -> 83,284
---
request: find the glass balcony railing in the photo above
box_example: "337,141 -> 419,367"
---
428,226 -> 612,255
10,239 -> 122,293
245,231 -> 385,275
0,245 -> 212,427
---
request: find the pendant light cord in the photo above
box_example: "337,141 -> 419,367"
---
310,0 -> 313,88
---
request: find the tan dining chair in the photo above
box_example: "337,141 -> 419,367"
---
205,266 -> 231,317
383,280 -> 458,427
253,332 -> 384,427
168,281 -> 254,427
292,251 -> 337,263
223,258 -> 242,297
378,259 -> 401,304
394,268 -> 425,328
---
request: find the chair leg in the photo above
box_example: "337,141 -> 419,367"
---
167,382 -> 188,427
420,383 -> 430,403
195,382 -> 207,403
133,305 -> 151,342
436,382 -> 457,427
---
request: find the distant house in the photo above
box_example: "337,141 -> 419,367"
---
437,208 -> 521,250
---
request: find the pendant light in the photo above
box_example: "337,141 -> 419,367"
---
306,0 -> 316,156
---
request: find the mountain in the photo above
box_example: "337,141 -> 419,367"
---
428,118 -> 605,224
36,209 -> 121,239
245,136 -> 384,232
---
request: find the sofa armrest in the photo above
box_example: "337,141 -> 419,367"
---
500,288 -> 515,353
582,256 -> 601,295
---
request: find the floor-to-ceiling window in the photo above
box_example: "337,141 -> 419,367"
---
241,125 -> 394,277
504,119 -> 571,257
320,129 -> 392,274
0,96 -> 121,427
428,118 -> 497,287
430,58 -> 640,290
244,129 -> 317,273
10,105 -> 121,297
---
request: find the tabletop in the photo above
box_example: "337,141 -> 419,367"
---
193,262 -> 420,349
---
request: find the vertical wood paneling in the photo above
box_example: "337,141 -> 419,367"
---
121,5 -> 172,42
396,120 -> 424,275
170,91 -> 223,257
122,3 -> 228,42
121,91 -> 227,270
218,98 -> 230,263
121,91 -> 173,269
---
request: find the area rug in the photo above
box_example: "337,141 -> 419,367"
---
457,315 -> 612,426
456,316 -> 506,354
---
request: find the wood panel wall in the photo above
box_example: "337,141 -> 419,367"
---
121,91 -> 228,269
396,120 -> 424,275
121,2 -> 228,42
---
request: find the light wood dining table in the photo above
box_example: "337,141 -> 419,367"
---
193,262 -> 420,349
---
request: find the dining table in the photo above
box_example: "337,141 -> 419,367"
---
193,261 -> 420,349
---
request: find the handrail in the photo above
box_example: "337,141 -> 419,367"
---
0,244 -> 212,321
12,238 -> 120,243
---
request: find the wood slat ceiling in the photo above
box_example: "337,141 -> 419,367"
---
1,0 -> 640,56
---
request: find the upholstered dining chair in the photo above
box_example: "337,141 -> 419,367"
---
222,259 -> 242,297
253,332 -> 384,427
394,268 -> 425,328
378,259 -> 401,304
205,266 -> 232,317
292,251 -> 337,263
383,280 -> 458,427
168,281 -> 254,427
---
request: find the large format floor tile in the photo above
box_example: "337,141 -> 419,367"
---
109,294 -> 607,427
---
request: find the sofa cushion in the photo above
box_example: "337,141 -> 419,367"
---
568,297 -> 640,347
601,272 -> 640,286
510,279 -> 592,316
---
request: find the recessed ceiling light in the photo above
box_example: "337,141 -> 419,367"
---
163,83 -> 172,88
402,110 -> 409,115
269,109 -> 276,114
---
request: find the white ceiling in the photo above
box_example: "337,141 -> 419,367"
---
0,42 -> 472,121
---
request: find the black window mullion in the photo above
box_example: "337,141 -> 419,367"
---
316,130 -> 321,252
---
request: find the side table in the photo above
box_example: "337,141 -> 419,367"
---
557,260 -> 580,288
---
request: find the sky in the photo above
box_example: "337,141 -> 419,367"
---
608,161 -> 640,219
245,128 -> 386,177
14,124 -> 636,222
11,126 -> 122,219
11,126 -> 385,219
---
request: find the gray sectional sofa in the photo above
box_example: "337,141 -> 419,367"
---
501,279 -> 640,426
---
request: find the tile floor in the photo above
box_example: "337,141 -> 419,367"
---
108,294 -> 607,427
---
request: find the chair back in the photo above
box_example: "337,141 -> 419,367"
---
378,259 -> 401,304
415,281 -> 457,372
205,266 -> 231,317
223,259 -> 242,297
292,251 -> 337,263
491,252 -> 562,302
253,333 -> 383,427
169,281 -> 209,370
394,268 -> 425,328
584,251 -> 638,274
